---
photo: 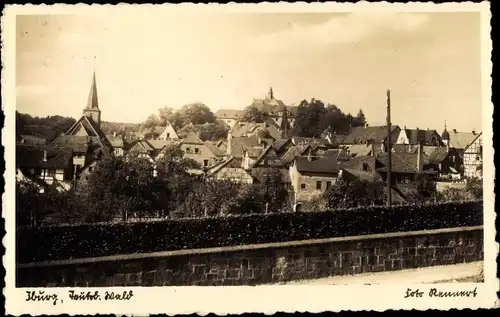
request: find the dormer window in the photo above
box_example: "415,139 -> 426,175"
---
362,163 -> 369,171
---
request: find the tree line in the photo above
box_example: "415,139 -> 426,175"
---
16,111 -> 77,142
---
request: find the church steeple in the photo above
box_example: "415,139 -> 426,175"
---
83,70 -> 101,126
267,86 -> 274,100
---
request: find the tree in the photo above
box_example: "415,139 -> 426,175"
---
353,109 -> 367,127
143,114 -> 161,129
406,173 -> 438,204
322,179 -> 387,210
178,102 -> 216,125
466,177 -> 483,200
177,121 -> 229,141
241,105 -> 267,123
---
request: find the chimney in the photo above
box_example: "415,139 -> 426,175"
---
472,130 -> 476,135
43,150 -> 47,162
371,141 -> 376,157
113,131 -> 117,137
365,123 -> 369,128
453,129 -> 457,133
417,143 -> 423,171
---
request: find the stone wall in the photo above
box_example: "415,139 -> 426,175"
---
17,226 -> 483,287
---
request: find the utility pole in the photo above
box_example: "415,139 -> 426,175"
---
386,89 -> 393,207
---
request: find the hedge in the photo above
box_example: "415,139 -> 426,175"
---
16,200 -> 483,263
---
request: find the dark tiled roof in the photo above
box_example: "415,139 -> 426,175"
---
295,156 -> 340,174
272,138 -> 291,153
447,130 -> 481,150
204,141 -> 226,157
229,136 -> 261,158
105,134 -> 124,148
376,152 -> 419,173
404,129 -> 443,146
426,147 -> 450,164
17,145 -> 73,169
49,135 -> 92,153
339,125 -> 399,144
281,144 -> 310,164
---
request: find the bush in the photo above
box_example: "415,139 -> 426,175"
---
17,200 -> 483,263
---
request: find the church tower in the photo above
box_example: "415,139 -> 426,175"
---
83,71 -> 101,126
441,120 -> 450,148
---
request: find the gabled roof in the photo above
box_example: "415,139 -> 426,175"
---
204,141 -> 226,157
215,109 -> 243,119
105,134 -> 124,148
228,135 -> 261,158
375,152 -> 419,173
244,146 -> 265,158
249,145 -> 284,169
272,138 -> 292,153
147,140 -> 179,151
281,144 -> 311,164
426,147 -> 451,164
17,145 -> 73,169
294,155 -> 340,174
206,156 -> 248,177
181,132 -> 204,145
403,128 -> 443,146
64,115 -> 110,149
448,130 -> 482,150
339,125 -> 400,144
48,135 -> 92,153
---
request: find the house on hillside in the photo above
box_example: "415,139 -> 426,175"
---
289,152 -> 342,203
248,87 -> 297,127
463,132 -> 483,179
180,132 -> 222,169
215,109 -> 243,129
396,128 -> 444,146
441,126 -> 483,179
205,156 -> 253,184
247,145 -> 291,186
292,137 -> 331,147
16,145 -> 74,191
158,121 -> 180,141
337,125 -> 401,146
425,146 -> 462,180
105,133 -> 125,156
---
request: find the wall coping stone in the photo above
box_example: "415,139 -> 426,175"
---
18,225 -> 483,269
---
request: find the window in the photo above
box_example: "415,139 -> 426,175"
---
195,148 -> 200,154
316,181 -> 322,190
476,155 -> 481,161
362,163 -> 369,171
479,145 -> 483,155
326,181 -> 332,189
167,133 -> 170,138
186,147 -> 192,153
203,160 -> 209,167
114,148 -> 121,155
300,183 -> 306,190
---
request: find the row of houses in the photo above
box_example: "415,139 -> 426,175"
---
16,72 -> 483,205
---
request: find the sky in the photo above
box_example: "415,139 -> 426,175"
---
16,11 -> 483,132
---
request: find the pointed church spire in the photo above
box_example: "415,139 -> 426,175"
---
86,70 -> 99,109
83,70 -> 101,126
268,86 -> 274,100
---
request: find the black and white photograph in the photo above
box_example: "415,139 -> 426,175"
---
3,2 -> 496,315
